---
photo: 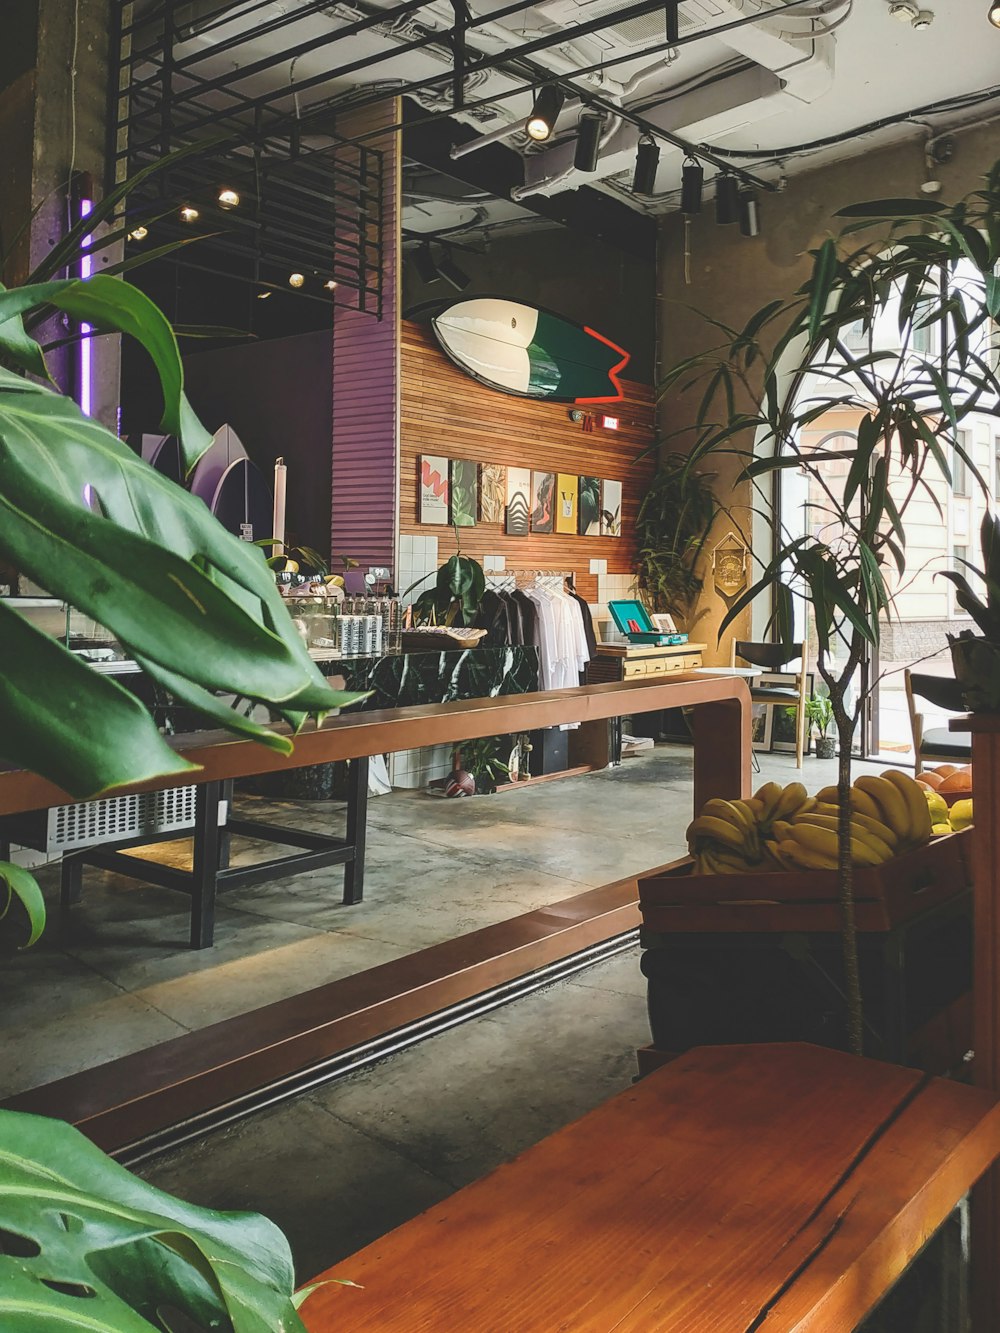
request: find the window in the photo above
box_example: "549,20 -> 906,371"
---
954,430 -> 970,497
911,298 -> 938,356
952,545 -> 968,617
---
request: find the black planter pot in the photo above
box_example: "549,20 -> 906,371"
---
814,736 -> 835,760
949,633 -> 1000,712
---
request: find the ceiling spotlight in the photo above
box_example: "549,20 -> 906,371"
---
288,272 -> 305,288
324,279 -> 338,291
680,157 -> 704,215
128,225 -> 148,242
989,0 -> 1000,24
715,173 -> 740,225
574,113 -> 604,173
527,86 -> 564,142
414,243 -> 439,285
256,289 -> 273,300
217,187 -> 240,209
888,1 -> 919,19
437,249 -> 470,292
179,205 -> 199,223
739,189 -> 760,238
632,136 -> 660,197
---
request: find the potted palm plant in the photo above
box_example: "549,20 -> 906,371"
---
660,160 -> 1000,1052
805,693 -> 835,760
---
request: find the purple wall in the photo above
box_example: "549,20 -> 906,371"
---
331,101 -> 399,589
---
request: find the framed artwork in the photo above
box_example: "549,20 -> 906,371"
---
450,459 -> 478,527
751,704 -> 773,753
601,479 -> 622,537
506,467 -> 531,537
530,471 -> 555,533
555,473 -> 578,534
479,463 -> 507,524
578,475 -> 601,536
419,454 -> 449,524
757,671 -> 814,754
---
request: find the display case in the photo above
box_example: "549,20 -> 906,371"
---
6,597 -> 135,670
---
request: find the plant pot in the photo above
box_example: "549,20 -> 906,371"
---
814,736 -> 836,760
949,632 -> 1000,712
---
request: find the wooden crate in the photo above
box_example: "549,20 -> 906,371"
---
639,828 -> 973,935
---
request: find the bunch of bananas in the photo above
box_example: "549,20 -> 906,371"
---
687,782 -> 813,875
687,771 -> 933,876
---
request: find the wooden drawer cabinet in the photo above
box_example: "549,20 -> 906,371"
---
587,642 -> 706,685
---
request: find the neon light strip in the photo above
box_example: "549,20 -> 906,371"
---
79,197 -> 92,416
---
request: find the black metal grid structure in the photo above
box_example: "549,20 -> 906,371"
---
111,2 -> 386,315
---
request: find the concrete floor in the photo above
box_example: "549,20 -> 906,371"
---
1,745 -> 841,1100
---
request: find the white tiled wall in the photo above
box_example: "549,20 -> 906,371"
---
398,533 -> 439,605
595,572 -> 637,642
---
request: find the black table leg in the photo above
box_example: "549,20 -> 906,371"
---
190,780 -> 222,949
60,853 -> 84,909
343,755 -> 369,905
610,716 -> 623,766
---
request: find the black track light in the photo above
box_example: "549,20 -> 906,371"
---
632,137 -> 660,197
437,249 -> 470,291
715,173 -> 740,225
574,113 -> 604,173
527,86 -> 565,142
665,0 -> 680,43
415,243 -> 439,284
739,189 -> 760,238
680,157 -> 704,215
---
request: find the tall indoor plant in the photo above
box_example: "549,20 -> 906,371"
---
661,161 -> 1000,1052
634,453 -> 717,629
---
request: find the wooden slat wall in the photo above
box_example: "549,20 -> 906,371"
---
331,101 -> 400,580
400,322 -> 655,603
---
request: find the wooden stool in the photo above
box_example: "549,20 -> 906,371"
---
299,1042 -> 1000,1331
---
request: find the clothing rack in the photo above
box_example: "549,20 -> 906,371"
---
485,569 -> 575,592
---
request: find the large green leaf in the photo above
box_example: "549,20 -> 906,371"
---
0,1108 -> 307,1331
0,600 -> 197,800
0,861 -> 45,950
0,278 -> 211,473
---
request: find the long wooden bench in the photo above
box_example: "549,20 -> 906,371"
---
300,1042 -> 1000,1332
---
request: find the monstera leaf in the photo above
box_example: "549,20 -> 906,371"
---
0,1109 -> 312,1331
0,276 -> 365,802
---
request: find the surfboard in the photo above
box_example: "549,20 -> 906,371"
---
431,298 -> 629,403
209,457 -> 273,542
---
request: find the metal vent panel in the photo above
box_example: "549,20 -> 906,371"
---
44,787 -> 198,853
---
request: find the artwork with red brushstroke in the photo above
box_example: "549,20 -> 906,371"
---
419,454 -> 449,524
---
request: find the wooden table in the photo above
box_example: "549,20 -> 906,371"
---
302,1042 -> 1000,1332
0,675 -> 751,949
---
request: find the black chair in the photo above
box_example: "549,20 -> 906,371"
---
904,669 -> 971,773
732,640 -> 809,769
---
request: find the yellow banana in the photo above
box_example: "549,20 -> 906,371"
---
772,782 -> 810,821
847,786 -> 882,821
743,797 -> 766,818
883,769 -> 932,843
778,838 -> 837,871
855,775 -> 910,839
754,782 -> 784,820
702,799 -> 753,831
816,785 -> 840,805
791,814 -> 891,860
787,821 -> 883,868
805,807 -> 898,852
686,815 -> 748,852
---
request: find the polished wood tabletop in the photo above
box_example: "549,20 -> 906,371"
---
302,1042 -> 1000,1332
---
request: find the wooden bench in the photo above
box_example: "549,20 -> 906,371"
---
300,1042 -> 1000,1332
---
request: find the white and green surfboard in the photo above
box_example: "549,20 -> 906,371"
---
432,298 -> 629,403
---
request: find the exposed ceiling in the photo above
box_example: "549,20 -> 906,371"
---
127,0 -> 1000,252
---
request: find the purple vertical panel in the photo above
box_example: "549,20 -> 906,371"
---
331,101 -> 399,583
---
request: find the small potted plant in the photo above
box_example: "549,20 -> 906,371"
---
805,693 -> 835,759
942,511 -> 1000,713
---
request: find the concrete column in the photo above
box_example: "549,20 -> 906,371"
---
1,0 -> 121,429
